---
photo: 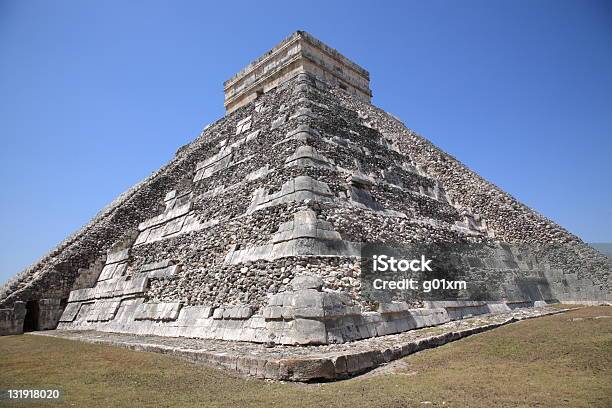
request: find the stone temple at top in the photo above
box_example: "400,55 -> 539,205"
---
0,31 -> 610,381
224,31 -> 372,112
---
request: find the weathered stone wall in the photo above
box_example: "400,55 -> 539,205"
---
0,88 -> 275,309
329,86 -> 611,296
2,70 -> 609,342
0,302 -> 25,336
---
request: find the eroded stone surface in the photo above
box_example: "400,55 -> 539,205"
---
0,32 -> 608,343
36,307 -> 572,381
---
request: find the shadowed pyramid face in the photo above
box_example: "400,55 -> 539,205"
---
0,34 -> 609,345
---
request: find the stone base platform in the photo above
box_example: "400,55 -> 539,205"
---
32,306 -> 573,382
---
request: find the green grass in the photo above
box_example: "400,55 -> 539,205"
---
1,306 -> 611,408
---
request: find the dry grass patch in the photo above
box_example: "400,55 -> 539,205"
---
1,306 -> 610,408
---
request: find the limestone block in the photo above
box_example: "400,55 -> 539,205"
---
134,302 -> 182,321
271,114 -> 287,130
194,149 -> 233,181
0,302 -> 26,336
133,229 -> 151,246
290,274 -> 323,291
106,249 -> 129,265
409,308 -> 450,327
67,288 -> 90,303
279,124 -> 320,145
289,107 -> 317,121
247,176 -> 335,214
212,308 -> 224,320
165,202 -> 192,221
146,226 -> 164,243
267,292 -> 293,307
245,129 -> 261,142
112,276 -> 148,298
235,115 -> 252,134
164,190 -> 177,201
375,320 -> 401,336
59,302 -> 82,322
98,263 -> 120,281
67,276 -> 148,302
138,202 -> 192,231
37,298 -> 65,330
85,300 -> 121,322
323,303 -> 360,320
290,289 -> 325,309
284,146 -> 333,169
262,305 -> 282,320
162,215 -> 186,236
486,302 -> 512,314
294,176 -> 330,195
291,318 -> 327,345
236,306 -> 254,319
271,211 -> 341,244
245,165 -> 270,182
348,172 -> 374,189
177,306 -> 213,323
279,357 -> 335,381
140,264 -> 180,280
378,302 -> 411,315
331,354 -> 348,375
293,306 -> 326,319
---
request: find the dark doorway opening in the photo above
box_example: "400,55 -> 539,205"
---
23,300 -> 39,332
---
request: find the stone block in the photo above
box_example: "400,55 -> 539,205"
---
0,302 -> 26,336
291,289 -> 324,308
133,229 -> 151,246
86,300 -> 121,322
270,114 -> 287,130
279,357 -> 336,381
106,249 -> 129,265
164,190 -> 177,201
262,306 -> 283,320
227,306 -> 253,320
291,318 -> 327,345
290,274 -> 323,291
245,165 -> 270,182
212,308 -> 224,320
59,302 -> 82,322
264,361 -> 280,379
141,264 -> 180,279
98,263 -> 118,281
378,302 -> 411,315
162,215 -> 186,236
134,302 -> 182,321
293,306 -> 325,319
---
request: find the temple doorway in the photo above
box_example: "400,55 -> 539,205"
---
23,300 -> 39,332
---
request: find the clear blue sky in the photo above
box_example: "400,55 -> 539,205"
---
1,0 -> 611,284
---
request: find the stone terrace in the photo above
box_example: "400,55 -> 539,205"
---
35,306 -> 573,382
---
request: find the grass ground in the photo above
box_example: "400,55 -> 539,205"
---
1,306 -> 610,408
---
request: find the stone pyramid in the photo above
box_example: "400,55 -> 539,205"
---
1,31 -> 609,344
